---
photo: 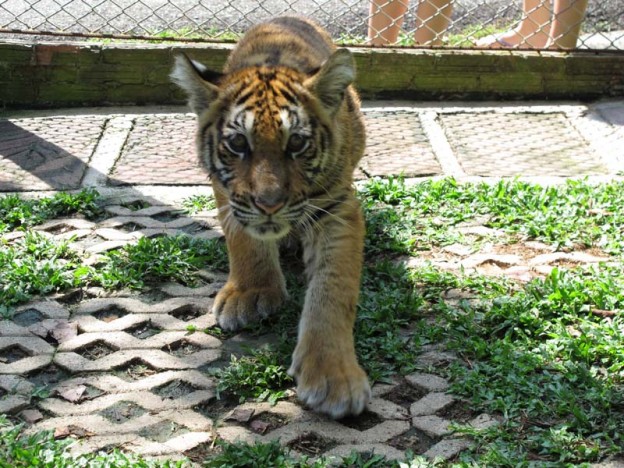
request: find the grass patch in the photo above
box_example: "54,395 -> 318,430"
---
212,347 -> 293,405
181,194 -> 217,214
361,177 -> 624,254
0,415 -> 182,468
0,232 -> 87,308
0,189 -> 100,234
93,235 -> 228,289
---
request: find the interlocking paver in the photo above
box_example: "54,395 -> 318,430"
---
410,392 -> 455,416
54,348 -> 221,372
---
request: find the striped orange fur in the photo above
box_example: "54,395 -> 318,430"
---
171,16 -> 369,418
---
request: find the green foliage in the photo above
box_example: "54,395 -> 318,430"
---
182,194 -> 217,214
205,440 -> 306,468
93,235 -> 228,289
361,177 -> 624,254
0,416 -> 183,468
356,261 -> 425,382
0,189 -> 100,233
213,348 -> 293,405
0,232 -> 84,307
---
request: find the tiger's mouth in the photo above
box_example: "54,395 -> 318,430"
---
246,219 -> 291,240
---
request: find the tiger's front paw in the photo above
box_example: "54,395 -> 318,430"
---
213,282 -> 286,331
288,344 -> 371,419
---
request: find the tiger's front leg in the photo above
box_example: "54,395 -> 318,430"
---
288,196 -> 371,418
212,195 -> 287,331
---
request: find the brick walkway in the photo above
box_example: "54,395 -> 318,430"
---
0,100 -> 623,464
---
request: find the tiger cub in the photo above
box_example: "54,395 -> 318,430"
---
171,15 -> 369,418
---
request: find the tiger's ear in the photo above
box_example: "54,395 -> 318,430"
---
305,49 -> 355,115
170,54 -> 222,115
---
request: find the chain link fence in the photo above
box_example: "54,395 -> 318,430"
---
0,0 -> 622,50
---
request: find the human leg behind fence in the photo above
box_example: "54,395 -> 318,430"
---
476,0 -> 588,49
368,0 -> 452,46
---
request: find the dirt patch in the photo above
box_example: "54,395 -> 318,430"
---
76,341 -> 118,360
194,397 -> 239,421
162,340 -> 201,357
12,309 -> 44,327
0,345 -> 30,364
339,409 -> 384,431
382,380 -> 428,408
153,379 -> 202,399
126,321 -> 162,340
437,399 -> 476,423
99,401 -> 146,423
120,222 -> 143,233
27,364 -> 70,388
93,306 -> 129,322
388,427 -> 437,454
138,420 -> 190,443
248,412 -> 290,434
169,304 -> 205,321
184,442 -> 217,464
120,200 -> 151,211
287,431 -> 337,456
151,212 -> 181,222
114,358 -> 159,381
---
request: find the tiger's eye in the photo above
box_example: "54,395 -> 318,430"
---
227,133 -> 248,154
287,134 -> 308,154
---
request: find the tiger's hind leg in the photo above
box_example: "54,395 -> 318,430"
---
212,194 -> 287,331
288,195 -> 370,418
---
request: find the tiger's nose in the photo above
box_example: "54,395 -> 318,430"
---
253,195 -> 286,215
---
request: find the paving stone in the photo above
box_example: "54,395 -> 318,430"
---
440,112 -> 608,177
529,251 -> 611,266
34,218 -> 96,233
85,240 -> 134,253
34,408 -> 213,434
0,116 -> 106,191
0,337 -> 56,374
57,330 -> 221,353
16,301 -> 70,320
136,431 -> 212,456
411,415 -> 452,438
51,369 -> 214,394
360,110 -> 441,178
368,397 -> 409,420
160,283 -> 224,297
94,228 -> 143,241
40,390 -> 215,416
109,114 -> 209,186
20,408 -> 44,423
424,437 -> 472,460
410,393 -> 455,416
0,395 -> 30,414
72,313 -> 215,334
54,348 -> 221,372
405,373 -> 450,392
216,425 -> 258,444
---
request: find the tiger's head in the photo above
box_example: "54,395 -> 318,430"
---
171,50 -> 356,241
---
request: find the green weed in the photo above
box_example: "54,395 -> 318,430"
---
0,416 -> 183,468
0,189 -> 100,233
93,235 -> 228,289
212,347 -> 293,405
182,194 -> 217,214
